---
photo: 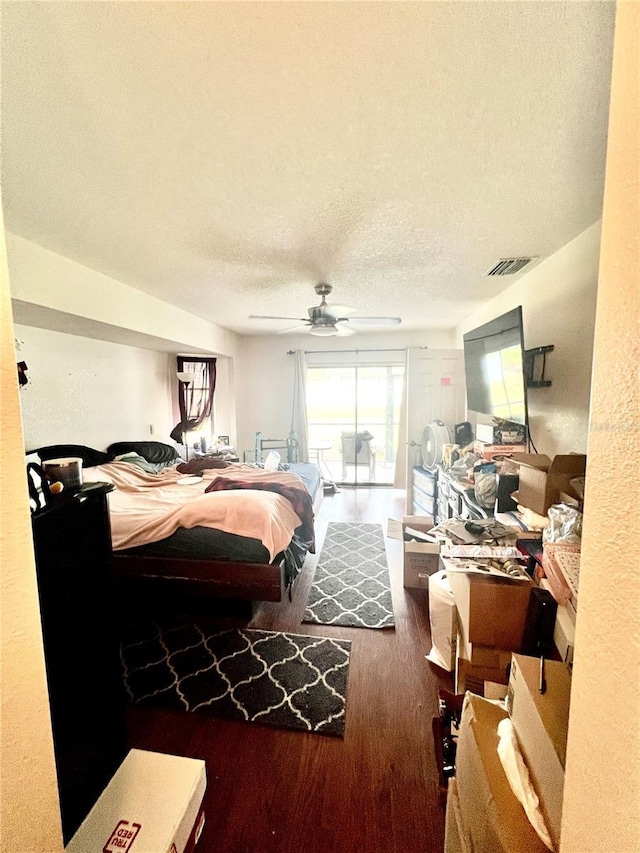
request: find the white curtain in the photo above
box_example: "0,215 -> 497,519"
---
290,349 -> 309,462
393,349 -> 409,489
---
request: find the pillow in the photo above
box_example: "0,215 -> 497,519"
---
107,441 -> 180,464
113,452 -> 164,474
35,444 -> 112,468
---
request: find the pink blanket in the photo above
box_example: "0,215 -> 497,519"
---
83,462 -> 307,560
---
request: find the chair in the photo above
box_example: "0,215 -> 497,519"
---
341,432 -> 376,481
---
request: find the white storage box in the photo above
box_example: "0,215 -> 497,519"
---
66,749 -> 207,853
402,515 -> 440,588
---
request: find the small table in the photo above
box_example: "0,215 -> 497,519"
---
309,441 -> 338,491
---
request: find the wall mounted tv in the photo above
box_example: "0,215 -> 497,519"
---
463,306 -> 528,427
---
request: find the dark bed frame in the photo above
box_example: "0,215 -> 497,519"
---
112,551 -> 288,602
111,481 -> 324,603
28,441 -> 322,605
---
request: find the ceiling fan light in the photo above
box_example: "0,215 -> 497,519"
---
309,325 -> 338,336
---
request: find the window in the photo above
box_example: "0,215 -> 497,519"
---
170,356 -> 217,447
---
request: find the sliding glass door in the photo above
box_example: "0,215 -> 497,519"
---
306,360 -> 404,485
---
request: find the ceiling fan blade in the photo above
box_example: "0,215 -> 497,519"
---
249,314 -> 308,322
277,324 -> 313,334
323,303 -> 355,318
346,316 -> 402,326
335,323 -> 356,336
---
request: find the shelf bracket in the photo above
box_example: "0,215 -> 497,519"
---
524,345 -> 554,388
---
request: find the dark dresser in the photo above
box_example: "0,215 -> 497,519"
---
31,483 -> 126,843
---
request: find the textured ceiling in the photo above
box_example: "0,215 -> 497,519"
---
1,1 -> 615,335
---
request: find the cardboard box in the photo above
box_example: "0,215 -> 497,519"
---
454,693 -> 549,853
466,644 -> 513,671
66,749 -> 207,853
402,515 -> 440,588
507,653 -> 572,852
403,514 -> 436,533
453,633 -> 513,696
473,441 -> 527,461
446,564 -> 533,652
475,422 -> 527,445
510,453 -> 587,516
484,681 -> 509,701
444,778 -> 472,853
454,654 -> 509,696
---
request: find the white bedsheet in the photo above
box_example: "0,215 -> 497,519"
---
83,462 -> 305,560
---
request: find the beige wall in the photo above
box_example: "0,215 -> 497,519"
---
561,4 -> 640,850
455,221 -> 601,457
1,216 -> 63,850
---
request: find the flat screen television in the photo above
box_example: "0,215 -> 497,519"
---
462,306 -> 528,427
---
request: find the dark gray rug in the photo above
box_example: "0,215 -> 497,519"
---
120,621 -> 350,737
303,522 -> 395,629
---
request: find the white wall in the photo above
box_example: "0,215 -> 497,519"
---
8,234 -> 238,359
455,222 -> 601,456
9,234 -> 241,452
234,328 -> 455,461
16,325 -> 175,451
210,354 -> 237,446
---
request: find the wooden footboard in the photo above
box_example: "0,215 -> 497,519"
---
112,553 -> 287,602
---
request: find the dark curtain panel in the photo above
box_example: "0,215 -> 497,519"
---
170,356 -> 217,444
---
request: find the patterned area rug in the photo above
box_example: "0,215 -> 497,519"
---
303,522 -> 395,629
120,621 -> 350,737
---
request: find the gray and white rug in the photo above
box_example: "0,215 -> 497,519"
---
303,522 -> 395,629
120,620 -> 350,737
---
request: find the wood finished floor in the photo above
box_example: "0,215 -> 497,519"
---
125,487 -> 453,853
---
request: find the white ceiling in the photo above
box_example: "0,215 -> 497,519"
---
1,1 -> 615,336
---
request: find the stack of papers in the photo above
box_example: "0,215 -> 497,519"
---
403,526 -> 438,543
441,556 -> 531,582
442,544 -> 521,559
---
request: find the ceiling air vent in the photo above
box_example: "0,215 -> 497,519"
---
484,257 -> 536,277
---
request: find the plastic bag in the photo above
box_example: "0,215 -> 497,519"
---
543,503 -> 583,544
474,461 -> 497,509
264,450 -> 281,471
426,570 -> 457,672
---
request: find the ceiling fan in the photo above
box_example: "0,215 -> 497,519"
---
249,283 -> 401,336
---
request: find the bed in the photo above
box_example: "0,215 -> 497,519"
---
32,442 -> 323,603
254,430 -> 299,464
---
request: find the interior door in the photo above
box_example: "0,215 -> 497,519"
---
404,348 -> 466,491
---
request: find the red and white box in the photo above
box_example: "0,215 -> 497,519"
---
473,441 -> 526,461
66,749 -> 207,853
